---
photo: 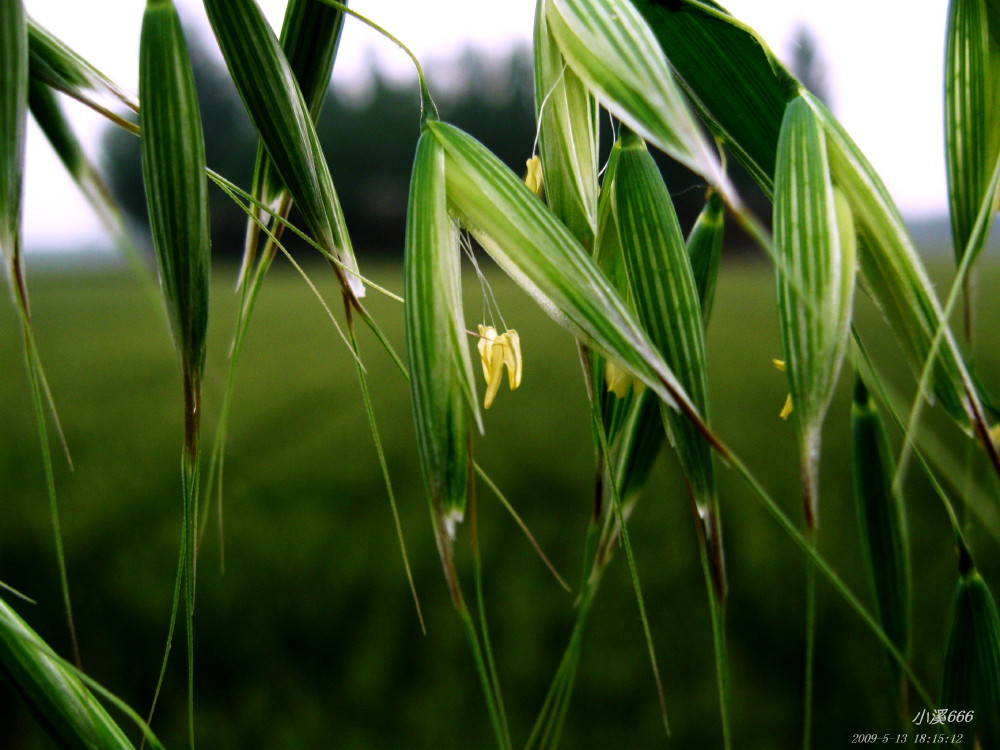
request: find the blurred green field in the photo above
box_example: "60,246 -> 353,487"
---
1,258 -> 998,748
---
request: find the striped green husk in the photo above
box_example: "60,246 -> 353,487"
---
774,96 -> 856,526
802,93 -> 974,430
533,0 -> 599,247
543,0 -> 727,193
203,0 -> 363,298
258,0 -> 347,201
405,128 -> 479,537
0,596 -> 135,750
945,0 -> 1000,264
613,131 -> 715,515
140,0 -> 210,394
1,0 -> 27,273
592,139 -> 642,443
851,375 -> 911,695
427,119 -> 705,426
940,564 -> 1000,748
242,0 -> 348,281
686,190 -> 724,325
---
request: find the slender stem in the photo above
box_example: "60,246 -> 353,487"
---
589,407 -> 671,736
312,0 -> 438,120
802,529 -> 817,750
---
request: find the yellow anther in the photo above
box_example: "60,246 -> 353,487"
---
779,393 -> 794,420
772,359 -> 786,372
477,324 -> 523,409
604,359 -> 642,398
525,155 -> 543,197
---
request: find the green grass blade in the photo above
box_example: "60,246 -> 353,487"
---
945,0 -> 999,266
428,119 -> 714,437
685,189 -> 724,325
774,96 -> 856,527
533,0 -> 600,247
544,0 -> 728,192
852,374 -> 911,700
629,0 -> 792,192
203,0 -> 363,299
940,561 -> 1000,748
0,596 -> 136,750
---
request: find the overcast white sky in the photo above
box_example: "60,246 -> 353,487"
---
22,0 -> 950,251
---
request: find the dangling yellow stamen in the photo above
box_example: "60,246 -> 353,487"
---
477,324 -> 523,409
772,359 -> 786,372
525,155 -> 543,197
779,393 -> 794,420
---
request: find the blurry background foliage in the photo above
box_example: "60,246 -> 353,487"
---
3,7 -> 998,750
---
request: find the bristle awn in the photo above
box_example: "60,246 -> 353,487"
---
852,373 -> 912,708
0,596 -> 140,750
851,331 -> 998,549
892,153 -> 1000,496
613,128 -> 729,743
591,403 -> 671,737
345,320 -> 426,633
2,0 -> 80,669
139,0 -> 211,744
474,465 -> 570,593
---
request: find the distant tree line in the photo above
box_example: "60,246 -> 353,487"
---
103,14 -> 777,262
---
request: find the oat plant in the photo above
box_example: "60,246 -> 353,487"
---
3,0 -> 1000,747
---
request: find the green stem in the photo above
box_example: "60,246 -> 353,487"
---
802,529 -> 817,750
312,0 -> 438,120
346,317 -> 425,633
22,326 -> 80,668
